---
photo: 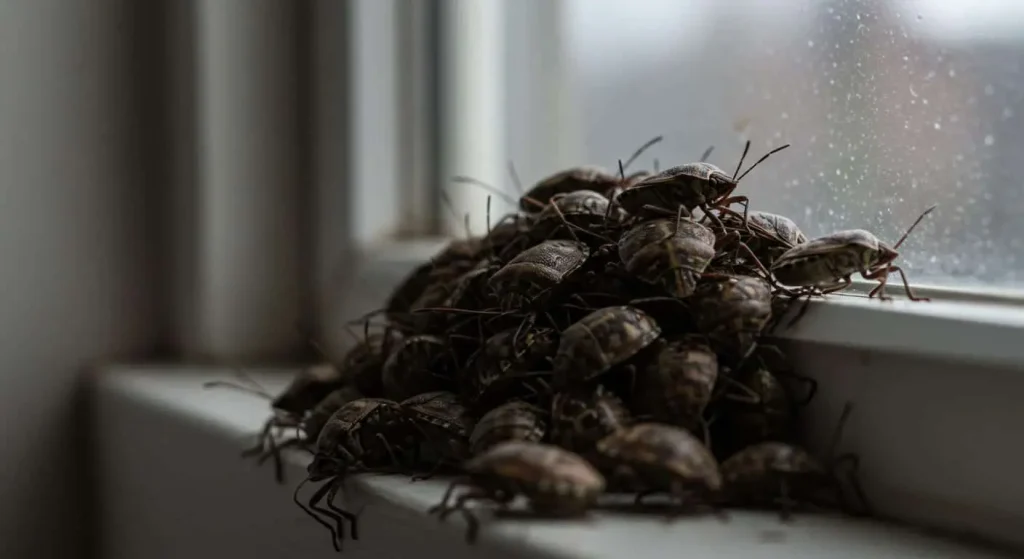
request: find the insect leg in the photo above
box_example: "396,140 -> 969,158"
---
633,489 -> 658,507
325,479 -> 361,540
862,266 -> 893,301
429,478 -> 469,515
293,479 -> 342,552
866,265 -> 929,302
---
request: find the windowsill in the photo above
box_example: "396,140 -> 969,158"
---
93,367 -> 1016,559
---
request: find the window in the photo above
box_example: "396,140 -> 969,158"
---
563,0 -> 1024,290
429,0 -> 1024,293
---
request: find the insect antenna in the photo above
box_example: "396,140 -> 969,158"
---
452,175 -> 532,209
201,380 -> 273,400
891,204 -> 937,249
731,140 -> 751,180
507,160 -> 524,194
620,135 -> 664,173
735,143 -> 791,183
700,145 -> 715,163
548,195 -> 582,243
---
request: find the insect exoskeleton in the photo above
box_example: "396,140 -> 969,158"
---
718,442 -> 825,508
720,210 -> 808,267
553,305 -> 662,386
299,385 -> 367,448
299,397 -> 408,551
468,400 -> 548,456
269,363 -> 348,418
550,384 -> 631,455
521,167 -> 623,212
770,205 -> 936,300
401,391 -> 474,470
692,275 -> 772,362
631,338 -> 718,435
531,189 -> 627,241
717,367 -> 795,454
617,217 -> 717,298
342,329 -> 401,397
486,239 -> 590,309
717,403 -> 866,517
381,335 -> 455,402
595,423 -> 723,508
463,327 -> 557,412
430,441 -> 606,542
519,136 -> 663,212
614,141 -> 789,219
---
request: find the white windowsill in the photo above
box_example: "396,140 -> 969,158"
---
94,367 -> 1016,559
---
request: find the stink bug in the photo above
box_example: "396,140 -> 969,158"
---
617,217 -> 717,298
771,205 -> 937,301
519,136 -> 663,212
595,423 -> 723,513
487,240 -> 590,309
553,305 -> 661,386
430,441 -> 606,542
615,141 -> 789,221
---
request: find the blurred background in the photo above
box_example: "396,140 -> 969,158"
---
1,0 -> 1021,557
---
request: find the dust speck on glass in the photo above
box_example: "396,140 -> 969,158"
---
564,0 -> 1024,288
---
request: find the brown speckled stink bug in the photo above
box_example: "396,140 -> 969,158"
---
401,391 -> 474,475
771,205 -> 936,301
487,239 -> 590,310
551,384 -> 631,455
469,400 -> 548,456
693,275 -> 772,363
430,441 -> 606,542
553,305 -> 661,386
596,423 -> 723,514
381,335 -> 454,402
614,141 -> 789,221
631,339 -> 718,438
617,217 -> 717,298
718,403 -> 868,519
519,136 -> 663,212
297,397 -> 409,552
205,363 -> 349,484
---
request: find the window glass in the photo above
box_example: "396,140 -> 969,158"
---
564,0 -> 1024,288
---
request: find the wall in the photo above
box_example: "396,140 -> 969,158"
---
0,1 -> 163,556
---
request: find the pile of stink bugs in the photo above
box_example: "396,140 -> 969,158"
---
213,137 -> 936,552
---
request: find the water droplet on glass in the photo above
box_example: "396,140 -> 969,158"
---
984,135 -> 995,146
933,122 -> 941,130
948,68 -> 956,78
984,84 -> 995,96
807,40 -> 815,48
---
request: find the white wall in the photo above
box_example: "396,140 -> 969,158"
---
0,1 -> 163,556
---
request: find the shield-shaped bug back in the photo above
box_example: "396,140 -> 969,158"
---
595,423 -> 723,512
468,400 -> 548,456
615,141 -> 789,220
430,441 -> 606,542
618,217 -> 717,298
381,335 -> 455,402
551,384 -> 631,455
631,339 -> 719,437
553,305 -> 661,385
771,205 -> 937,300
487,240 -> 590,309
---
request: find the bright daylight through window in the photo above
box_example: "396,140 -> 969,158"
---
563,0 -> 1024,289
